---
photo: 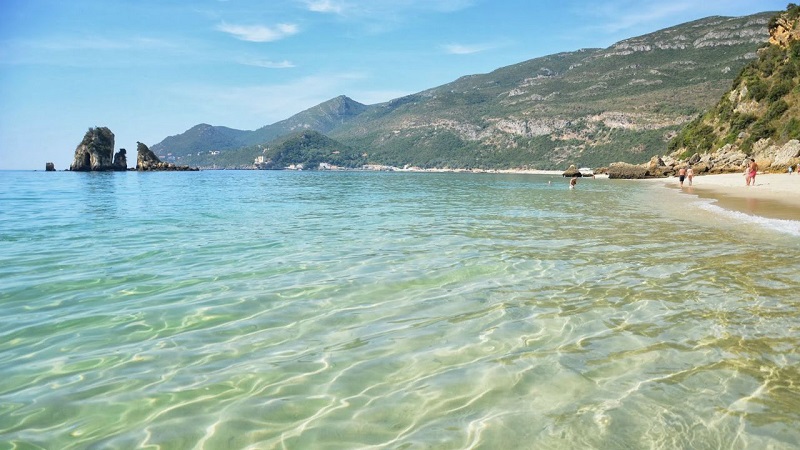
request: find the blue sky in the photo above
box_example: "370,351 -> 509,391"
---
0,0 -> 787,170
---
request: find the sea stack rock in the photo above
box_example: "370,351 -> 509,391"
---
136,141 -> 198,171
70,127 -> 117,171
45,162 -> 56,171
113,148 -> 128,171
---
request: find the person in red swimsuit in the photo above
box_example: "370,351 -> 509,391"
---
746,158 -> 758,186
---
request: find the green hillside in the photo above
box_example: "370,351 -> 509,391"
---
151,96 -> 367,160
154,11 -> 775,170
330,13 -> 773,169
171,130 -> 361,170
669,5 -> 800,160
257,130 -> 365,170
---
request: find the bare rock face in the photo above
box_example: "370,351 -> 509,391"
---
136,142 -> 198,171
70,127 -> 117,171
45,162 -> 56,171
113,148 -> 128,170
769,16 -> 800,48
645,155 -> 672,177
136,141 -> 160,170
767,139 -> 800,166
607,162 -> 649,179
562,164 -> 581,177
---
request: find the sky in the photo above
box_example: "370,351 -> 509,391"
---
0,0 -> 788,170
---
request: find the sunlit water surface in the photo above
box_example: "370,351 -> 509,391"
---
1,170 -> 798,449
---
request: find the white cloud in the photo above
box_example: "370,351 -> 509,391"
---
216,22 -> 299,42
239,58 -> 296,69
300,0 -> 475,20
304,0 -> 345,14
442,42 -> 494,55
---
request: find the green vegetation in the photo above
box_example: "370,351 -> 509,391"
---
259,130 -> 365,170
669,4 -> 800,156
155,11 -> 774,169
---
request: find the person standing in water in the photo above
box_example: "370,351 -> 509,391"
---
686,165 -> 694,186
569,175 -> 578,189
678,166 -> 686,187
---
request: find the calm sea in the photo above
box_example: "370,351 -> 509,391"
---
1,170 -> 799,449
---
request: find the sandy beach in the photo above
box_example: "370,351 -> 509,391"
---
656,172 -> 800,221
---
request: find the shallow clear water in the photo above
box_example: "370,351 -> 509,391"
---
1,170 -> 799,449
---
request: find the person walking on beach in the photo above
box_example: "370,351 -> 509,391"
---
746,158 -> 758,186
678,166 -> 686,187
687,165 -> 694,186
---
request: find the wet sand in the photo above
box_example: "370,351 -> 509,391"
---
658,172 -> 800,221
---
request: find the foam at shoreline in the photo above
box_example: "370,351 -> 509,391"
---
645,172 -> 800,236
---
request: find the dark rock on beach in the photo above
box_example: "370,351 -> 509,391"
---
644,155 -> 672,178
562,165 -> 582,177
607,162 -> 649,179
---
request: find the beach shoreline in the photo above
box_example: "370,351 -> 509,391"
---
647,172 -> 800,221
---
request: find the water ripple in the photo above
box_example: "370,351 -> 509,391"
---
1,171 -> 798,449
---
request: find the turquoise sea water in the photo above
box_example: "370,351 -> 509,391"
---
1,170 -> 799,449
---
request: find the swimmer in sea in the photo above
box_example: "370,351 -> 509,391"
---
569,175 -> 578,189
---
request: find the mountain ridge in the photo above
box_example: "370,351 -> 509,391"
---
151,95 -> 367,157
153,11 -> 776,169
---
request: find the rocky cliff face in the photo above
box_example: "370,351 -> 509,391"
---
69,127 -> 125,171
136,141 -> 198,171
666,5 -> 800,174
150,12 -> 774,170
113,148 -> 128,169
68,127 -> 197,172
328,12 -> 774,169
768,12 -> 800,47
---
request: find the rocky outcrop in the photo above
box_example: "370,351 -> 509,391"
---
70,127 -> 123,171
68,127 -> 198,172
768,15 -> 800,48
769,139 -> 800,166
45,162 -> 55,171
113,148 -> 128,170
562,164 -> 582,177
663,140 -> 798,175
136,142 -> 198,171
607,162 -> 649,179
611,138 -> 799,179
644,155 -> 672,177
